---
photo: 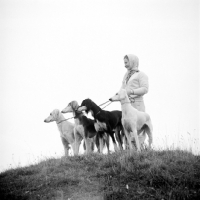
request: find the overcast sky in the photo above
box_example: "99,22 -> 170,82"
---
0,0 -> 199,172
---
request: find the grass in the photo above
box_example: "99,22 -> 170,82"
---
0,149 -> 200,200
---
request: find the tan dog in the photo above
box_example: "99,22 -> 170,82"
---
109,89 -> 153,152
44,109 -> 82,156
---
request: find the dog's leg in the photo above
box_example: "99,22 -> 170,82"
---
145,125 -> 153,149
84,137 -> 92,154
74,128 -> 82,155
120,128 -> 128,150
138,132 -> 146,150
89,138 -> 94,152
123,135 -> 129,150
71,142 -> 76,156
95,134 -> 100,152
83,140 -> 86,151
145,119 -> 153,149
91,137 -> 95,152
64,148 -> 69,156
114,126 -> 123,151
104,133 -> 110,154
99,135 -> 104,154
131,128 -> 141,152
96,131 -> 106,153
107,125 -> 119,152
61,137 -> 70,157
123,129 -> 133,151
111,134 -> 119,152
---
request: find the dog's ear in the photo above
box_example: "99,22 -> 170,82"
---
81,99 -> 87,106
52,109 -> 60,119
71,101 -> 79,111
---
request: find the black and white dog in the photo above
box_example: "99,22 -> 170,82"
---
62,101 -> 109,154
77,99 -> 124,151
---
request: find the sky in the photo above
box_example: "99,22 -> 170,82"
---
0,0 -> 199,172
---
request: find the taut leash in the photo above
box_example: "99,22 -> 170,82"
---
98,100 -> 110,107
62,100 -> 113,122
66,116 -> 75,120
57,116 -> 74,123
101,101 -> 112,109
98,100 -> 112,110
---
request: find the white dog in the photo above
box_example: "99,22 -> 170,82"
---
44,109 -> 82,156
109,89 -> 153,152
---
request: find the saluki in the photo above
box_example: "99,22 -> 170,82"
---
127,126 -> 148,150
44,109 -> 82,156
77,99 -> 124,151
109,89 -> 153,152
62,101 -> 109,154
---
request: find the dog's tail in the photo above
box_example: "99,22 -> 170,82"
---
95,132 -> 108,153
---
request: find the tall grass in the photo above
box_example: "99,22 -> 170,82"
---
0,148 -> 200,200
152,131 -> 200,156
0,131 -> 199,199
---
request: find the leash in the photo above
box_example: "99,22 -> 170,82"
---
98,100 -> 110,107
98,96 -> 135,110
61,100 -> 113,121
95,100 -> 113,116
57,116 -> 74,124
66,116 -> 75,120
100,101 -> 112,109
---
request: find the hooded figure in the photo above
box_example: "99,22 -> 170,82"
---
121,54 -> 149,112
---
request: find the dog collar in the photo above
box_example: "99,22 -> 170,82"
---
121,101 -> 131,105
95,110 -> 101,116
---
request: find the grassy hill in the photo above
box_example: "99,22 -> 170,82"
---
0,149 -> 200,200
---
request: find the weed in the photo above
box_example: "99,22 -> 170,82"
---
0,150 -> 200,199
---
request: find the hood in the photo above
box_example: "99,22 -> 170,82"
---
126,54 -> 139,70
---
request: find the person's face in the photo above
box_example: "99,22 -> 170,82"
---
124,58 -> 131,70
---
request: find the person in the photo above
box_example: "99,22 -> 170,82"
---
120,54 -> 149,112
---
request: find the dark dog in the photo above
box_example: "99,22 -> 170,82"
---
62,101 -> 109,153
77,99 -> 124,151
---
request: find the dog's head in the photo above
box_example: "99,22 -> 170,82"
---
44,109 -> 61,123
77,98 -> 93,114
61,101 -> 79,113
109,89 -> 127,102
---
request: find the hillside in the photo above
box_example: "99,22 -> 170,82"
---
0,150 -> 200,200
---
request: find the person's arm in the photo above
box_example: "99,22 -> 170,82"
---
126,72 -> 149,96
127,87 -> 147,96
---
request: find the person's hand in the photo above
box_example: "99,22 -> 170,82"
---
126,88 -> 133,96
